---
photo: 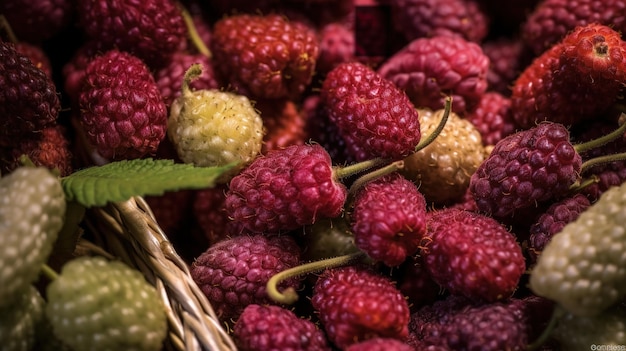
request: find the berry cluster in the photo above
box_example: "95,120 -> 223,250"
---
3,0 -> 626,349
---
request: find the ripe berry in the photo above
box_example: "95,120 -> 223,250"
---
224,144 -> 347,234
311,265 -> 411,349
321,62 -> 421,160
390,0 -> 490,43
45,256 -> 168,351
521,0 -> 626,56
345,337 -> 415,351
190,234 -> 302,322
0,166 -> 66,309
211,13 -> 319,100
529,180 -> 626,316
233,304 -> 331,351
511,23 -> 626,129
464,91 -> 516,146
78,49 -> 168,160
350,173 -> 428,267
75,0 -> 188,67
255,98 -> 307,154
422,208 -> 526,302
481,37 -> 532,96
469,122 -> 582,218
401,107 -> 485,204
0,0 -> 74,43
378,35 -> 490,114
0,40 -> 60,147
168,64 -> 264,175
527,193 -> 591,264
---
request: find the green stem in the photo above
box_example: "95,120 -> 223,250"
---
181,63 -> 203,96
526,305 -> 565,350
573,113 -> 626,154
40,263 -> 60,281
580,151 -> 626,174
333,157 -> 390,180
414,96 -> 452,152
179,3 -> 211,58
568,175 -> 599,193
0,15 -> 18,43
347,160 -> 405,197
266,251 -> 366,304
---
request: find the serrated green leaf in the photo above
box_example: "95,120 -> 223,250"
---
61,158 -> 236,207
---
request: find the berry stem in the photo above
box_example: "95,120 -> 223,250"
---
40,263 -> 60,281
179,3 -> 211,58
526,305 -> 565,350
568,174 -> 599,193
181,63 -> 203,96
414,96 -> 453,152
580,151 -> 626,174
333,157 -> 390,179
347,160 -> 405,198
266,251 -> 367,304
573,113 -> 626,153
0,14 -> 18,43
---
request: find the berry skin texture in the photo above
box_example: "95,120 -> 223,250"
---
390,0 -> 490,43
401,107 -> 486,205
0,285 -> 45,351
350,173 -> 428,267
529,180 -> 626,316
411,296 -> 530,351
552,309 -> 626,351
0,166 -> 66,310
522,0 -> 626,56
233,304 -> 331,351
469,122 -> 582,219
422,208 -> 526,302
211,13 -> 319,100
345,337 -> 414,351
79,49 -> 168,160
45,256 -> 168,351
528,193 -> 591,264
511,23 -> 626,129
377,35 -> 490,114
225,144 -> 347,234
75,0 -> 187,67
168,66 -> 264,174
190,235 -> 302,322
464,91 -> 516,146
0,41 -> 60,147
311,265 -> 411,349
321,62 -> 422,161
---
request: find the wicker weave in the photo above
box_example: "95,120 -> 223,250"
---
85,196 -> 237,351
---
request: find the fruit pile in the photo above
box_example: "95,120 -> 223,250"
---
2,0 -> 626,350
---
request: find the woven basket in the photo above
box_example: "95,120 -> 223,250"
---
83,196 -> 237,351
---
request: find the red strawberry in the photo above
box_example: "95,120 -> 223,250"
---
521,0 -> 626,55
0,40 -> 60,147
464,91 -> 516,146
311,265 -> 411,349
224,144 -> 347,234
210,13 -> 319,100
378,35 -> 490,114
153,52 -> 220,108
390,0 -> 490,43
469,122 -> 582,218
75,0 -> 188,67
422,208 -> 526,302
233,304 -> 331,351
510,23 -> 626,129
190,234 -> 302,323
78,49 -> 168,160
350,173 -> 428,267
321,62 -> 422,161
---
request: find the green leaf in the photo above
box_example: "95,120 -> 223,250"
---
61,158 -> 236,207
